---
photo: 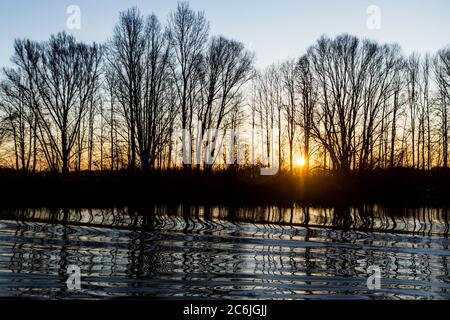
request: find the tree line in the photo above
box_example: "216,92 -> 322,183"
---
0,2 -> 449,175
254,36 -> 449,174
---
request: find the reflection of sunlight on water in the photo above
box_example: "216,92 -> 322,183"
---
0,205 -> 449,299
2,205 -> 448,236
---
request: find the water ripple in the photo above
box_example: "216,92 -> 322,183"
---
0,205 -> 448,299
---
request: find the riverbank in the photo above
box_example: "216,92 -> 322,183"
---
0,168 -> 449,207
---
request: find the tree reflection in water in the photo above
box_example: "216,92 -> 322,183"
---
0,205 -> 448,299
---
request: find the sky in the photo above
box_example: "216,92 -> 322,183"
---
0,0 -> 449,69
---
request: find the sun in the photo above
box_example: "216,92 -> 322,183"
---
295,156 -> 306,167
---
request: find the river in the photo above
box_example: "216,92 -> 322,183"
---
0,205 -> 448,299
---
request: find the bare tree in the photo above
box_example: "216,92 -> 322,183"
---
197,36 -> 254,170
107,7 -> 146,170
254,66 -> 281,169
168,1 -> 209,169
434,47 -> 450,167
5,34 -> 102,173
406,54 -> 420,168
0,69 -> 37,171
280,60 -> 297,173
307,35 -> 362,174
389,55 -> 406,168
37,33 -> 102,173
295,55 -> 316,174
137,14 -> 174,170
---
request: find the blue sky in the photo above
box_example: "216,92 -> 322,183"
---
0,0 -> 449,68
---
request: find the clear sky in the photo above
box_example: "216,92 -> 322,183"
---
0,0 -> 449,69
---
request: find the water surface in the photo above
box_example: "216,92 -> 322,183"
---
0,205 -> 449,299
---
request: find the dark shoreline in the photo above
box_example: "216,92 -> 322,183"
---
0,168 -> 449,208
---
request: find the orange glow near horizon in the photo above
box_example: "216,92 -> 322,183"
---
295,156 -> 306,168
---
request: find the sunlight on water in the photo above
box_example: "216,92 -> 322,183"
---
0,205 -> 449,299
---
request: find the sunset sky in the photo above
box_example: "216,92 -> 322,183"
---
0,0 -> 449,69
